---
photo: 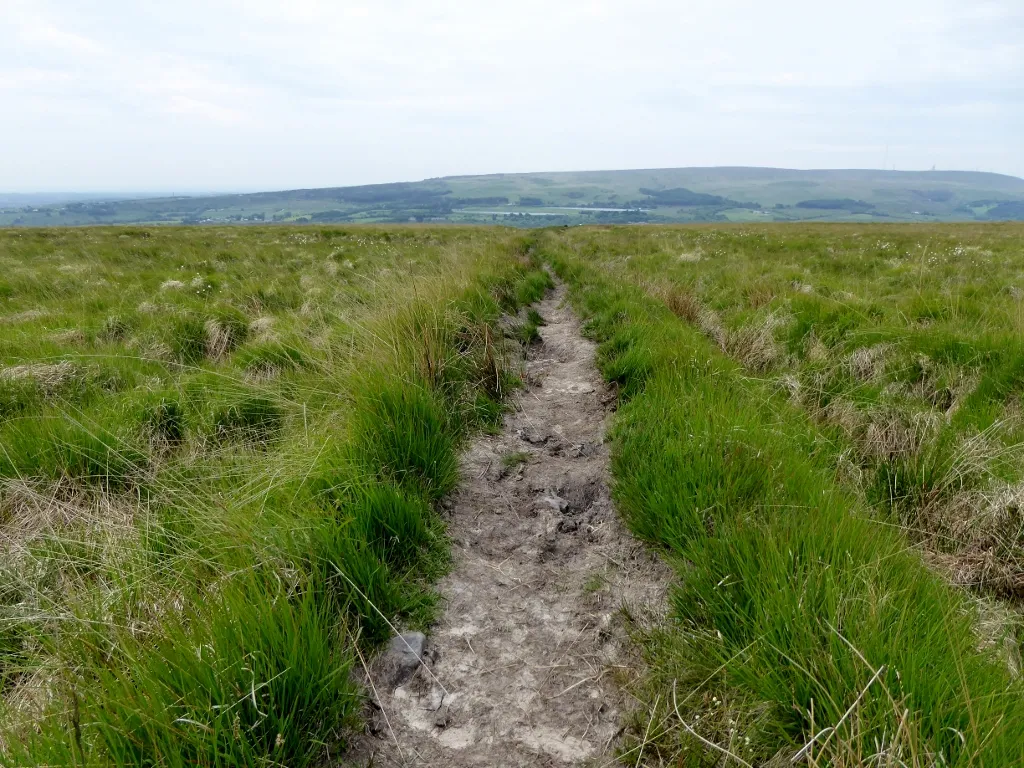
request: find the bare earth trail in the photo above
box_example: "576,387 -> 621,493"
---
354,283 -> 667,767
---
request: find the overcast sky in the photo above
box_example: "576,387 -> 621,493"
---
2,0 -> 1022,193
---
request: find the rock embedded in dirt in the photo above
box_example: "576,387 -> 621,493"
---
382,631 -> 427,688
521,426 -> 550,444
545,436 -> 568,456
434,699 -> 453,729
485,462 -> 507,482
539,494 -> 569,512
568,442 -> 598,459
557,518 -> 580,534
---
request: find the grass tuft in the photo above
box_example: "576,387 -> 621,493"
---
351,379 -> 458,502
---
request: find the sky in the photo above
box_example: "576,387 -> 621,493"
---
2,0 -> 1022,193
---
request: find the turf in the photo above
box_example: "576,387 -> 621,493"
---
0,225 -> 551,764
541,223 -> 1024,766
5,220 -> 1024,766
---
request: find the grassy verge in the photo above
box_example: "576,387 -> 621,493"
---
0,227 -> 551,764
545,224 -> 1024,601
544,236 -> 1024,766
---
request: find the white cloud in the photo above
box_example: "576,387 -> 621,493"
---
0,0 -> 1020,191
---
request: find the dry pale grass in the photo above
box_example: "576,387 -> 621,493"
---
846,344 -> 891,383
743,282 -> 776,310
657,283 -> 791,373
203,319 -> 233,360
863,408 -> 942,460
0,310 -> 48,325
973,597 -> 1022,676
823,397 -> 866,438
662,287 -> 703,324
696,308 -> 728,350
248,316 -> 276,342
0,362 -> 79,397
725,311 -> 790,373
912,367 -> 976,415
0,478 -> 136,561
1,665 -> 56,730
49,329 -> 86,346
792,280 -> 815,294
124,336 -> 173,362
789,382 -> 1024,603
925,479 -> 1024,598
804,332 -> 830,364
0,478 -> 144,712
646,255 -> 1024,617
780,374 -> 803,405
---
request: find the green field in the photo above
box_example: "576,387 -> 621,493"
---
542,222 -> 1024,765
0,225 -> 551,764
5,167 -> 1024,228
3,222 -> 1024,766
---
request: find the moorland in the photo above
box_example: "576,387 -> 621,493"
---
2,222 -> 1024,766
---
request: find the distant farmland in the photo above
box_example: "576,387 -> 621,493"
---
4,166 -> 1024,227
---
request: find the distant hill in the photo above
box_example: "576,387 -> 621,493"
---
3,167 -> 1023,227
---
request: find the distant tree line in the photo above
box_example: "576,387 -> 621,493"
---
986,201 -> 1024,220
910,189 -> 954,203
795,199 -> 875,212
450,197 -> 509,206
595,210 -> 650,223
639,187 -> 750,208
65,202 -> 118,217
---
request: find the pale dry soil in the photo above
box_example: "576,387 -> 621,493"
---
353,284 -> 668,767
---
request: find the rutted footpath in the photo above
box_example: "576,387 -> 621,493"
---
355,282 -> 667,766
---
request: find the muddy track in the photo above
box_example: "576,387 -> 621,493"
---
353,282 -> 667,767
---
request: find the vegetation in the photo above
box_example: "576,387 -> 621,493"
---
539,223 -> 1024,765
5,220 -> 1024,766
638,187 -> 743,207
795,198 -> 875,212
0,225 -> 551,764
4,167 -> 1023,227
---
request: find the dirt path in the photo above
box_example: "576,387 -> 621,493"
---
354,283 -> 667,767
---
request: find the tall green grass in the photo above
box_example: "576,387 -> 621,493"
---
7,580 -> 359,768
0,226 -> 552,765
547,242 -> 1024,766
547,224 -> 1024,602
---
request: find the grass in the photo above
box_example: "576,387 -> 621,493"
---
541,224 -> 1024,766
8,579 -> 359,767
501,450 -> 532,468
549,223 -> 1024,599
7,220 -> 1024,765
0,225 -> 552,764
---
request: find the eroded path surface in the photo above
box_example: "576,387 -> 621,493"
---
355,284 -> 666,767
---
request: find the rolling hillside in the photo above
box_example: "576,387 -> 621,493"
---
3,167 -> 1024,227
